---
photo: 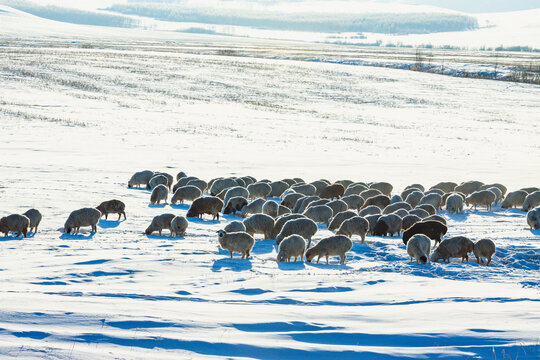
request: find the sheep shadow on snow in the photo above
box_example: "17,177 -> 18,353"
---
277,261 -> 306,271
169,203 -> 190,211
251,239 -> 275,255
529,229 -> 540,236
0,234 -> 26,241
98,219 -> 125,229
187,217 -> 220,225
148,203 -> 167,209
59,232 -> 96,240
211,258 -> 252,272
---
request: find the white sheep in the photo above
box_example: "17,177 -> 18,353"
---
247,182 -> 272,199
409,208 -> 430,219
186,179 -> 208,193
445,194 -> 464,214
369,182 -> 393,196
359,189 -> 382,201
310,180 -> 329,195
404,191 -> 424,208
418,193 -> 443,210
526,207 -> 540,230
501,190 -> 528,209
269,181 -> 290,197
153,172 -> 174,189
406,234 -> 431,264
291,183 -> 317,196
243,214 -> 274,239
170,216 -> 188,237
416,204 -> 436,216
328,210 -> 357,231
171,185 -> 202,204
148,174 -> 169,190
223,196 -> 248,215
430,182 -> 457,193
337,216 -> 369,242
344,183 -> 367,196
210,178 -> 238,196
150,184 -> 169,204
479,183 -> 507,198
281,192 -> 304,209
372,213 -> 402,237
390,195 -> 403,204
262,200 -> 279,218
223,187 -> 249,208
0,214 -> 30,237
272,214 -> 306,238
128,170 -> 153,188
224,221 -> 247,233
383,202 -> 412,215
522,191 -> 540,212
430,236 -> 474,263
401,214 -> 422,232
361,194 -> 391,210
392,209 -> 409,219
240,198 -> 265,218
365,214 -> 381,235
473,238 -> 496,265
305,235 -> 353,264
64,208 -> 101,234
303,205 -> 333,226
341,195 -> 365,211
326,200 -> 348,216
277,205 -> 291,217
217,230 -> 254,259
487,187 -> 503,204
277,235 -> 306,262
401,187 -> 423,201
294,195 -> 319,214
176,171 -> 187,181
465,190 -> 496,211
22,209 -> 42,233
359,205 -> 381,217
145,213 -> 175,236
276,218 -> 318,248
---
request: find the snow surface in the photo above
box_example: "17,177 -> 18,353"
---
0,8 -> 539,360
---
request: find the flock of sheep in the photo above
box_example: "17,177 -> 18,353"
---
1,169 -> 539,266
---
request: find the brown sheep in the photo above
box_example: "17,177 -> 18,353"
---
320,184 -> 345,200
402,220 -> 448,245
186,197 -> 224,220
96,199 -> 126,220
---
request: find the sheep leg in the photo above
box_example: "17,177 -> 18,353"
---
105,213 -> 108,220
158,229 -> 162,236
246,250 -> 250,259
486,257 -> 492,266
326,255 -> 329,264
229,251 -> 233,259
316,255 -> 321,263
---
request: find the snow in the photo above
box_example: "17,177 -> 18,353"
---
0,7 -> 539,360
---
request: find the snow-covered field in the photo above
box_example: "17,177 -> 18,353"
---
1,9 -> 540,359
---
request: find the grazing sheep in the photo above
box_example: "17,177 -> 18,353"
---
235,178 -> 246,187
416,204 -> 436,216
224,196 -> 248,215
430,182 -> 457,193
64,208 -> 101,234
171,185 -> 202,204
406,234 -> 431,264
479,183 -> 507,198
262,200 -> 279,218
240,176 -> 256,186
243,214 -> 275,239
501,190 -> 528,209
409,208 -> 430,219
217,230 -> 254,259
465,190 -> 496,211
306,199 -> 330,210
390,195 -> 403,204
148,174 -> 169,190
365,214 -> 381,235
210,178 -> 238,196
369,182 -> 393,196
473,238 -> 496,265
425,189 -> 445,197
328,210 -> 357,231
344,183 -> 368,196
269,181 -> 289,197
145,213 -> 175,236
224,221 -> 247,233
337,216 -> 369,242
293,177 -> 305,184
341,195 -> 365,211
272,214 -> 306,238
360,189 -> 382,200
176,171 -> 187,181
445,194 -> 464,214
187,196 -> 223,220
150,184 -> 168,205
431,236 -> 474,263
96,199 -> 126,220
402,220 -> 448,245
320,184 -> 345,200
522,191 -> 540,212
281,178 -> 297,187
383,202 -> 412,215
455,181 -> 484,196
487,187 -> 503,205
128,170 -> 154,188
527,207 -> 540,230
174,176 -> 197,192
404,183 -> 425,192
362,195 -> 391,210
372,214 -> 403,237
278,205 -> 291,216
401,214 -> 422,232
405,191 -> 424,208
186,179 -> 208,193
0,214 -> 30,237
247,182 -> 272,199
521,187 -> 540,194
310,180 -> 331,196
303,205 -> 333,226
153,172 -> 174,189
393,209 -> 409,219
295,196 -> 319,214
359,205 -> 382,217
281,188 -> 296,199
291,183 -> 317,196
281,193 -> 304,209
223,187 -> 249,208
305,235 -> 353,264
401,187 -> 423,200
425,214 -> 447,226
276,218 -> 318,248
418,193 -> 443,210
277,235 -> 306,262
326,200 -> 348,216
170,216 -> 188,237
335,180 -> 353,189
240,198 -> 265,218
22,209 -> 42,233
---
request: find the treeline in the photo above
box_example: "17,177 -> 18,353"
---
106,3 -> 478,34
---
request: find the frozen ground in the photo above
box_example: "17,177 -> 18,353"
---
0,10 -> 540,360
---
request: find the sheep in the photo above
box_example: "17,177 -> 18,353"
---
487,187 -> 503,204
522,191 -> 540,212
281,178 -> 296,187
431,236 -> 474,263
425,189 -> 445,197
372,214 -> 403,237
277,235 -> 306,262
402,220 -> 448,245
223,187 -> 249,208
473,238 -> 496,265
406,234 -> 431,264
344,183 -> 368,196
272,214 -> 306,238
393,209 -> 409,219
276,218 -> 318,248
243,214 -> 274,239
147,174 -> 168,190
383,202 -> 412,215
306,199 -> 330,210
369,182 -> 393,196
153,172 -> 174,190
293,177 -> 305,184
405,191 -> 424,208
455,181 -> 484,196
144,213 -> 175,235
326,200 -> 348,216
269,181 -> 289,197
328,210 -> 357,231
240,176 -> 256,186
186,196 -> 224,220
360,189 -> 382,200
262,200 -> 279,218
170,216 -> 188,237
223,196 -> 248,215
365,214 -> 381,235
291,183 -> 317,196
281,193 -> 304,209
404,183 -> 425,192
418,193 -> 442,210
341,195 -> 365,211
240,198 -> 265,218
401,187 -> 423,200
425,214 -> 447,226
445,194 -> 464,214
416,204 -> 436,216
186,179 -> 208,193
479,183 -> 507,198
176,171 -> 187,181
430,182 -> 457,193
224,221 -> 247,233
305,235 -> 353,264
0,214 -> 30,237
64,208 -> 101,234
361,194 -> 391,210
401,214 -> 422,232
526,207 -> 540,230
128,170 -> 153,188
259,179 -> 271,183
278,205 -> 291,217
310,180 -> 331,196
171,185 -> 202,204
210,178 -> 238,196
235,178 -> 246,187
335,179 -> 353,189
247,182 -> 272,199
281,188 -> 296,199
96,199 -> 126,220
390,195 -> 403,204
174,176 -> 198,192
150,184 -> 168,205
295,196 -> 319,214
337,216 -> 369,242
465,190 -> 496,211
521,187 -> 540,194
22,209 -> 42,233
320,184 -> 345,200
303,205 -> 333,226
217,230 -> 254,259
409,208 -> 430,219
501,190 -> 528,209
359,205 -> 382,217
